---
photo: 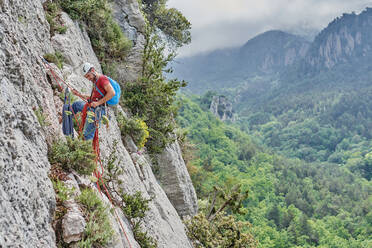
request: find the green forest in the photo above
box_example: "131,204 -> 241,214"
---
176,94 -> 371,247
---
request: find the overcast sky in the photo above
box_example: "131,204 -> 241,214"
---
167,0 -> 372,57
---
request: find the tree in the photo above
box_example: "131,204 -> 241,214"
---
141,0 -> 191,48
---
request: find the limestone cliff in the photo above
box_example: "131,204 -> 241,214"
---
305,8 -> 372,70
209,96 -> 236,122
0,0 -> 196,247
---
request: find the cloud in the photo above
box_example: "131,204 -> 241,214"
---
167,0 -> 372,57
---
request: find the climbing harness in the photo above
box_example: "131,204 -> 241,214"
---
40,58 -> 133,248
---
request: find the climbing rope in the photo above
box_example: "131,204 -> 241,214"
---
40,56 -> 88,103
89,109 -> 133,248
40,58 -> 133,248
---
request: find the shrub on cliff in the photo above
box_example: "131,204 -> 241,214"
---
48,137 -> 96,175
117,114 -> 150,149
55,0 -> 132,72
121,27 -> 187,154
141,0 -> 191,48
185,212 -> 257,248
77,188 -> 114,247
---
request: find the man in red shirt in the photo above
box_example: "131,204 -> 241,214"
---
71,62 -> 115,140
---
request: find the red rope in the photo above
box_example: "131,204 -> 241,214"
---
40,56 -> 133,247
77,107 -> 133,248
40,57 -> 87,103
41,61 -> 63,91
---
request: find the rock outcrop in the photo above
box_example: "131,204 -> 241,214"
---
0,0 -> 196,247
305,8 -> 372,70
112,0 -> 146,83
156,141 -> 198,217
210,95 -> 236,122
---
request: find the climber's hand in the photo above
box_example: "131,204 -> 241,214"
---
91,101 -> 99,108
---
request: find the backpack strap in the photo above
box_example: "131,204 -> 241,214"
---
95,85 -> 105,97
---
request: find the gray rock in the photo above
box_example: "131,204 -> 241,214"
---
156,141 -> 198,217
51,12 -> 101,73
60,175 -> 85,244
0,0 -> 57,247
0,0 -> 196,247
62,211 -> 86,243
98,107 -> 194,247
210,95 -> 236,122
112,0 -> 146,82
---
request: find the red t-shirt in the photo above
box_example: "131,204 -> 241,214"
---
90,75 -> 109,102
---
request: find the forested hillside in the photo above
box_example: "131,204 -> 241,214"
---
173,8 -> 372,169
177,95 -> 371,248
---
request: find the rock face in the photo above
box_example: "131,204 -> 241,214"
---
305,8 -> 372,70
238,30 -> 310,73
61,174 -> 86,244
210,95 -> 235,122
112,0 -> 146,83
0,0 -> 196,247
171,30 -> 310,94
0,0 -> 57,247
156,141 -> 198,217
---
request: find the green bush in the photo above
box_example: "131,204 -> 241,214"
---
43,1 -> 67,36
34,107 -> 49,127
100,146 -> 157,248
141,0 -> 191,47
133,223 -> 157,248
77,188 -> 114,247
120,192 -> 157,248
58,0 -> 132,72
121,28 -> 186,154
120,191 -> 151,220
52,179 -> 74,203
185,212 -> 257,248
118,114 -> 149,149
43,52 -> 65,69
49,137 -> 96,176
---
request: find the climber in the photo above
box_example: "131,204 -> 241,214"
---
71,62 -> 115,140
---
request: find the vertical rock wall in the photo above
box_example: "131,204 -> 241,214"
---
0,0 -> 57,247
0,0 -> 196,247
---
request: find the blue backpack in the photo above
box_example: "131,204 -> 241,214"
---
95,76 -> 121,106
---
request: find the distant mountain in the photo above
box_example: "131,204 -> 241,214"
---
172,30 -> 310,93
305,8 -> 372,71
175,8 -> 372,164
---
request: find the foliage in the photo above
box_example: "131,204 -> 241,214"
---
185,212 -> 257,248
117,114 -> 149,149
51,179 -> 73,203
43,52 -> 65,69
48,165 -> 70,248
34,107 -> 49,127
121,192 -> 157,248
177,94 -> 372,248
49,137 -> 96,176
120,191 -> 151,220
77,188 -> 114,248
141,0 -> 191,48
43,0 -> 67,36
57,0 -> 132,73
101,142 -> 157,247
121,27 -> 186,154
132,224 -> 157,248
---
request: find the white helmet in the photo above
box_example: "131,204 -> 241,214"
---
82,62 -> 94,75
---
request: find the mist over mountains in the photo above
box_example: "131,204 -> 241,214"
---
172,7 -> 372,94
173,7 -> 372,164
